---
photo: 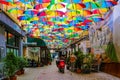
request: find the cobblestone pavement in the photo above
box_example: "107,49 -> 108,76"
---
18,61 -> 120,80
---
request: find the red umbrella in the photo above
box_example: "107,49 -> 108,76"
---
34,4 -> 43,10
56,11 -> 66,17
92,9 -> 101,14
37,11 -> 47,17
34,3 -> 50,10
37,0 -> 50,3
74,27 -> 82,32
0,1 -> 10,5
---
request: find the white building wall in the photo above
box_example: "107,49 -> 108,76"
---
113,1 -> 120,62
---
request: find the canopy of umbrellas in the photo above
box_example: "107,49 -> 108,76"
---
0,0 -> 118,48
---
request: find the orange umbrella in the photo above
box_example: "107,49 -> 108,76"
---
67,3 -> 86,10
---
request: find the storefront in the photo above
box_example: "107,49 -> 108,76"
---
23,37 -> 50,66
0,11 -> 25,61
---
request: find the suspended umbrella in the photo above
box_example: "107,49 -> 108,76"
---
74,27 -> 82,32
17,16 -> 30,20
45,10 -> 58,17
0,1 -> 11,5
84,1 -> 100,9
52,28 -> 64,32
34,3 -> 50,10
65,11 -> 80,17
47,21 -> 54,26
23,10 -> 39,15
98,8 -> 109,14
6,0 -> 14,3
98,0 -> 117,8
82,0 -> 94,3
29,16 -> 39,21
37,11 -> 47,17
79,10 -> 92,17
7,8 -> 23,14
63,39 -> 69,43
26,4 -> 33,9
89,17 -> 104,22
72,0 -> 82,3
80,26 -> 89,30
56,11 -> 66,17
19,0 -> 34,4
36,0 -> 50,3
47,3 -> 65,10
92,9 -> 102,15
82,19 -> 93,25
67,3 -> 86,10
92,8 -> 109,17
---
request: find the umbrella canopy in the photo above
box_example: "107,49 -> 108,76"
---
2,0 -> 118,48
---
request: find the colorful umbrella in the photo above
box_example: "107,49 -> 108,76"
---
0,1 -> 11,5
6,0 -> 14,3
84,2 -> 100,9
19,0 -> 34,4
3,0 -> 118,48
47,3 -> 65,10
17,16 -> 30,20
36,0 -> 50,3
90,17 -> 104,22
23,10 -> 39,15
34,3 -> 50,10
37,11 -> 47,17
99,1 -> 117,8
8,8 -> 23,14
67,3 -> 86,10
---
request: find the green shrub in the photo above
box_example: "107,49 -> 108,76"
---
4,52 -> 18,77
17,57 -> 28,70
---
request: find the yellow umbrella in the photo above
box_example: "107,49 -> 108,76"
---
8,8 -> 23,14
29,16 -> 39,21
47,3 -> 65,10
82,0 -> 94,3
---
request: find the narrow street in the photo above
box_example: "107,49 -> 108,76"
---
18,60 -> 120,80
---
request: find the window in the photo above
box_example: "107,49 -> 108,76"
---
5,31 -> 19,56
8,33 -> 15,46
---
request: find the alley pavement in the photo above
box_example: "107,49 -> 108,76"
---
18,60 -> 120,80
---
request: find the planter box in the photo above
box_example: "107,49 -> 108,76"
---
101,62 -> 120,78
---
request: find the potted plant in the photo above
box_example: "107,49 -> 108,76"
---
16,57 -> 28,75
81,53 -> 93,74
47,53 -> 52,65
4,52 -> 18,80
74,49 -> 84,73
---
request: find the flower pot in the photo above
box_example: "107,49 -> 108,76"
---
16,70 -> 22,75
49,62 -> 51,65
10,75 -> 17,80
76,68 -> 81,73
20,69 -> 24,74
